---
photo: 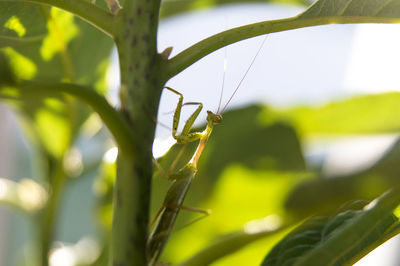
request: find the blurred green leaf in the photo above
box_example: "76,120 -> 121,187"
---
267,92 -> 400,135
0,3 -> 47,48
162,167 -> 309,265
262,195 -> 400,266
299,0 -> 400,19
160,0 -> 308,20
285,132 -> 400,217
0,51 -> 15,84
0,4 -> 113,160
178,215 -> 287,266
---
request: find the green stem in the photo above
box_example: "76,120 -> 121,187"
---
167,16 -> 400,79
14,81 -> 135,156
111,0 -> 164,264
37,157 -> 66,266
0,0 -> 118,37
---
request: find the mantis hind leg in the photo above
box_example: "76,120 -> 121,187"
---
152,143 -> 188,180
163,86 -> 203,144
149,204 -> 211,232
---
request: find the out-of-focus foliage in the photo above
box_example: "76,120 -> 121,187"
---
269,93 -> 400,217
150,91 -> 400,265
0,3 -> 113,265
269,92 -> 400,135
285,137 -> 400,217
159,0 -> 308,20
262,197 -> 400,266
0,3 -> 113,161
3,0 -> 400,265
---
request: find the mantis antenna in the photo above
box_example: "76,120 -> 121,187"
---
216,46 -> 228,114
220,34 -> 269,114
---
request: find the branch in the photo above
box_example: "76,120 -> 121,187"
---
12,81 -> 135,155
167,15 -> 400,79
0,0 -> 118,37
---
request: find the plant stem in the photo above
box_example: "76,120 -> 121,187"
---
111,0 -> 164,264
0,0 -> 118,37
167,16 -> 400,78
36,157 -> 66,266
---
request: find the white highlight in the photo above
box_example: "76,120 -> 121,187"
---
104,147 -> 118,163
244,214 -> 282,234
49,237 -> 100,266
0,179 -> 7,199
153,136 -> 175,158
344,24 -> 400,93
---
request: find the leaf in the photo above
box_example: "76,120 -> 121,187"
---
0,51 -> 15,84
1,4 -> 114,159
299,0 -> 400,18
285,136 -> 400,217
262,193 -> 400,266
0,3 -> 47,48
265,92 -> 400,135
177,215 -> 286,266
159,0 -> 308,20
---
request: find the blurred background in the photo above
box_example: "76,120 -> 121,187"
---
2,1 -> 400,265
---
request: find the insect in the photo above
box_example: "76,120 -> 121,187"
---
148,35 -> 268,265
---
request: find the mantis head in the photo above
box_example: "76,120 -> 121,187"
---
206,110 -> 222,126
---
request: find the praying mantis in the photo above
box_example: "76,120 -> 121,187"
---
147,35 -> 268,265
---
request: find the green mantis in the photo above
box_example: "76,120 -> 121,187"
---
148,35 -> 268,265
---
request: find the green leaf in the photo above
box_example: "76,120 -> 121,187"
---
299,0 -> 400,18
0,51 -> 15,84
285,136 -> 400,217
0,3 -> 47,48
265,92 -> 400,135
178,215 -> 286,266
262,193 -> 400,266
159,0 -> 308,20
1,4 -> 114,159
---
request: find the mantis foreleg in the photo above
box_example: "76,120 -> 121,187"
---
164,86 -> 204,144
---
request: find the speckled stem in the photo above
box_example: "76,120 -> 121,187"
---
111,0 -> 165,264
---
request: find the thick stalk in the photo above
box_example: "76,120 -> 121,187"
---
111,0 -> 164,264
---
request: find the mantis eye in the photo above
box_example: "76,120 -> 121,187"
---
215,114 -> 222,123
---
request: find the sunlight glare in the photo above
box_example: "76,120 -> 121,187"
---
344,24 -> 400,93
104,146 -> 118,163
49,245 -> 75,266
17,179 -> 47,211
0,179 -> 7,199
244,214 -> 282,234
49,238 -> 100,266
